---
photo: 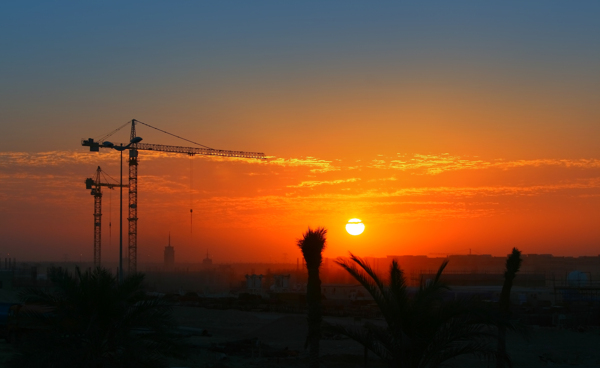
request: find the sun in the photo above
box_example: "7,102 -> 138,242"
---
345,218 -> 365,236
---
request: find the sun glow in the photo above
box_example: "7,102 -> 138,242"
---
346,218 -> 365,236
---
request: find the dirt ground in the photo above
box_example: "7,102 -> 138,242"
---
169,306 -> 600,368
0,306 -> 598,367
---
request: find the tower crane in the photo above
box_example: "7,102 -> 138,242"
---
82,119 -> 266,273
84,166 -> 128,267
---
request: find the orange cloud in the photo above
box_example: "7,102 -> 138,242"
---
366,154 -> 600,175
267,157 -> 339,173
287,178 -> 360,188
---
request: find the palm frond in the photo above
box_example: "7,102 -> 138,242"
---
348,253 -> 387,295
334,257 -> 390,321
413,260 -> 450,317
333,253 -> 513,368
297,227 -> 327,269
417,260 -> 449,293
387,260 -> 409,314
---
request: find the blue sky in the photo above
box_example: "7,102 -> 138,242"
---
2,2 -> 599,155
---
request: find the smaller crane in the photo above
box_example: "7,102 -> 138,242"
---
85,166 -> 127,267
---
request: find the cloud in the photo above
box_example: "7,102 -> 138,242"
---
370,154 -> 600,175
6,150 -> 597,178
360,179 -> 600,199
267,157 -> 339,173
368,177 -> 397,183
387,154 -> 489,174
287,178 -> 360,188
0,151 -> 109,167
0,150 -> 268,167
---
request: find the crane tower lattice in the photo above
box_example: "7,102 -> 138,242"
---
85,166 -> 127,267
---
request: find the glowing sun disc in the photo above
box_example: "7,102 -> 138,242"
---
346,218 -> 365,236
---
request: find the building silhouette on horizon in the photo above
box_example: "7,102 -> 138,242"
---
203,250 -> 212,266
164,234 -> 174,269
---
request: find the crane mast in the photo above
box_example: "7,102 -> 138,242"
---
85,166 -> 127,267
128,122 -> 139,273
93,169 -> 101,266
82,119 -> 266,274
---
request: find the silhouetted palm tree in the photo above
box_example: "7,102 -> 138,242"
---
9,267 -> 186,368
332,254 -> 508,368
297,227 -> 327,368
497,248 -> 522,368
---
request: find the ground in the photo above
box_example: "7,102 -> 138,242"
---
0,306 -> 598,367
168,306 -> 600,368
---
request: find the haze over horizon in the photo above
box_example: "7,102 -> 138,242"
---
1,2 -> 600,263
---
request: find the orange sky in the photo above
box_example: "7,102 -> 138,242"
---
1,3 -> 600,262
1,144 -> 599,262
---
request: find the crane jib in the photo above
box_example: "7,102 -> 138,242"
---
81,139 -> 266,159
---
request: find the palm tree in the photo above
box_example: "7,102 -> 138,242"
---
297,227 -> 327,368
497,248 -> 522,368
331,253 -> 508,368
9,267 -> 187,368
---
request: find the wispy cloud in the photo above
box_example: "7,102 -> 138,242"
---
0,150 -> 269,167
368,177 -> 397,183
369,154 -> 600,175
6,151 -> 598,177
355,179 -> 600,199
0,151 -> 110,167
287,178 -> 360,188
387,154 -> 489,174
267,157 -> 339,173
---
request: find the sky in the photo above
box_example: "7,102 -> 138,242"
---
1,2 -> 600,263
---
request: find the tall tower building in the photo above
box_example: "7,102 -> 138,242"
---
164,234 -> 175,269
202,250 -> 212,266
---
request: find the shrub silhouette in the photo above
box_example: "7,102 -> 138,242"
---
9,267 -> 187,368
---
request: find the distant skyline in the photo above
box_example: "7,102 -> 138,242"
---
1,2 -> 599,262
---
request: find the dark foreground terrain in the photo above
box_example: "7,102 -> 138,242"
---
167,307 -> 600,368
0,306 -> 598,367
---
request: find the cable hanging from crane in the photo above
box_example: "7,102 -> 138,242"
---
109,183 -> 112,249
190,155 -> 194,239
98,169 -> 119,251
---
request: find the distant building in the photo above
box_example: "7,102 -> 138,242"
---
202,250 -> 212,266
164,235 -> 174,269
245,274 -> 263,293
271,274 -> 291,292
